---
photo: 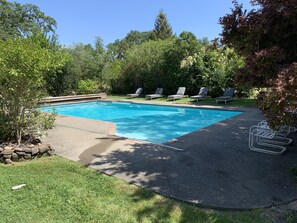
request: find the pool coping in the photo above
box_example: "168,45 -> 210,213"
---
41,98 -> 252,112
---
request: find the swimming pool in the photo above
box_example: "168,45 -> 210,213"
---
41,101 -> 241,143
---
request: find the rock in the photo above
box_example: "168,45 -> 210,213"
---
47,150 -> 54,156
17,152 -> 25,156
24,153 -> 32,159
0,142 -> 54,163
4,146 -> 14,150
31,147 -> 39,155
38,144 -> 51,153
3,154 -> 12,159
2,149 -> 13,155
11,153 -> 18,161
22,148 -> 32,153
4,159 -> 12,164
18,157 -> 25,162
42,153 -> 49,157
31,138 -> 41,144
14,147 -> 23,152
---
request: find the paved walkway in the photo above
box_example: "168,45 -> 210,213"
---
45,103 -> 297,210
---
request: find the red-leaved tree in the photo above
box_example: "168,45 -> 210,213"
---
220,0 -> 297,129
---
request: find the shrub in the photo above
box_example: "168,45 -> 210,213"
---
220,0 -> 297,129
78,79 -> 98,94
257,63 -> 297,129
0,36 -> 67,144
181,46 -> 244,97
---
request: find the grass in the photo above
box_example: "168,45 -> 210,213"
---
108,94 -> 257,108
0,156 -> 265,223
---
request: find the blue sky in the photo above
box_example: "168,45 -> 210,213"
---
14,0 -> 253,47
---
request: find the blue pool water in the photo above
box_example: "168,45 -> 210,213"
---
41,101 -> 241,143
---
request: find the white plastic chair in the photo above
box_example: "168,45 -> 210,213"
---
249,120 -> 293,155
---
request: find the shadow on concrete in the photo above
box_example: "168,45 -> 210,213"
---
79,117 -> 297,210
68,108 -> 297,210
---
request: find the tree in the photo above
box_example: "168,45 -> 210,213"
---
107,30 -> 150,60
45,53 -> 81,96
181,45 -> 244,97
220,0 -> 297,128
125,30 -> 151,45
150,10 -> 174,40
257,64 -> 297,129
161,32 -> 203,94
101,59 -> 123,92
119,39 -> 174,93
94,36 -> 105,55
103,30 -> 243,97
48,40 -> 107,96
0,36 -> 68,144
0,0 -> 57,39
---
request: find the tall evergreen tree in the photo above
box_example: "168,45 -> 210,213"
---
150,10 -> 174,40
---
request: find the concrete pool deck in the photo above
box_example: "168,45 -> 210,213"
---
44,102 -> 297,210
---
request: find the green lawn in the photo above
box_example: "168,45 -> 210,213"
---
108,94 -> 257,108
0,156 -> 264,223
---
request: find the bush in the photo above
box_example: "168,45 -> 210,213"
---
24,110 -> 56,141
101,59 -> 123,93
0,36 -> 67,144
78,79 -> 98,94
257,63 -> 297,129
181,46 -> 244,96
0,112 -> 14,141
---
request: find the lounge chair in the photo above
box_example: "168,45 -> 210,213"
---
167,87 -> 187,101
215,88 -> 235,104
145,88 -> 164,100
127,88 -> 143,99
190,87 -> 208,102
249,120 -> 293,155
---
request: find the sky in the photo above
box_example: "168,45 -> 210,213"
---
14,0 -> 253,47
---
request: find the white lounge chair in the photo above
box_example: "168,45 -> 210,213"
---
127,88 -> 143,99
215,88 -> 235,104
167,87 -> 187,101
145,88 -> 164,100
249,120 -> 293,155
190,87 -> 208,102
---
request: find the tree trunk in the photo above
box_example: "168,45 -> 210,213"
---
16,125 -> 21,145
